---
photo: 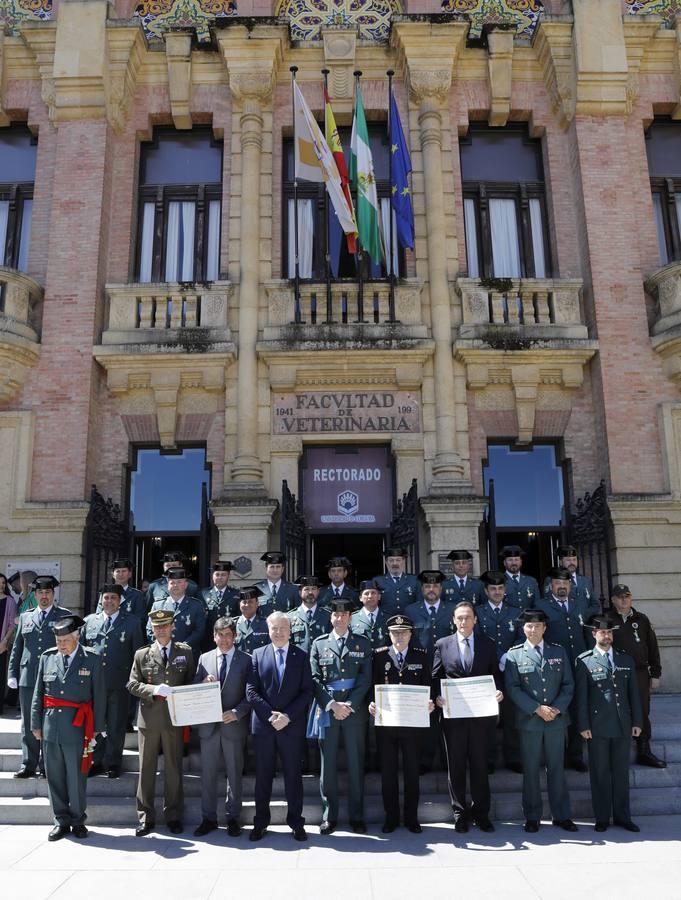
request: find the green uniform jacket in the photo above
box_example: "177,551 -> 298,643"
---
535,594 -> 601,665
575,648 -> 643,738
504,641 -> 574,731
442,576 -> 486,606
404,599 -> 455,658
82,611 -> 145,691
127,641 -> 195,730
31,645 -> 107,740
288,604 -> 332,655
9,605 -> 72,687
234,615 -> 271,655
350,608 -> 391,651
371,574 -> 420,615
201,585 -> 241,619
310,631 -> 372,710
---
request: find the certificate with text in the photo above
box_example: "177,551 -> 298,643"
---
441,676 -> 499,719
374,684 -> 430,728
168,681 -> 223,727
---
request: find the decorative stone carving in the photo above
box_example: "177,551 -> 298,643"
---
648,261 -> 681,385
164,29 -> 192,130
19,21 -> 57,122
322,27 -> 357,100
408,69 -> 452,107
487,26 -> 514,127
0,267 -> 42,405
533,19 -> 576,129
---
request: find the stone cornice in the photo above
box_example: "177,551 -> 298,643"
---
216,25 -> 287,108
391,20 -> 468,107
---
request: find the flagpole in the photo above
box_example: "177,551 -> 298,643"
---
290,66 -> 302,324
387,69 -> 396,322
353,69 -> 365,323
321,68 -> 333,321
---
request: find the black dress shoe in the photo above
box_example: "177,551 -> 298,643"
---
14,766 -> 36,779
382,820 -> 398,834
474,818 -> 495,833
136,824 -> 153,837
636,751 -> 667,769
524,820 -> 539,833
351,820 -> 367,834
193,819 -> 218,837
167,821 -> 183,834
107,766 -> 121,779
87,764 -> 104,778
614,820 -> 640,833
568,760 -> 588,773
48,825 -> 70,842
227,819 -> 242,837
292,826 -> 308,842
594,822 -> 609,832
454,819 -> 469,834
553,819 -> 578,832
71,824 -> 89,839
406,822 -> 422,834
319,821 -> 337,836
249,826 -> 267,842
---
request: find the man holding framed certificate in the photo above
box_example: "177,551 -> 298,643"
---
432,601 -> 503,834
369,614 -> 434,834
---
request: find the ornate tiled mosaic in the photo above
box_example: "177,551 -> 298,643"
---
624,0 -> 681,23
0,0 -> 52,30
134,0 -> 237,43
440,0 -> 544,39
277,0 -> 401,43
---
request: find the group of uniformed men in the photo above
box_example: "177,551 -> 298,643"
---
10,543 -> 666,842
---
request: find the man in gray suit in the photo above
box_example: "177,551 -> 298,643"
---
193,616 -> 251,838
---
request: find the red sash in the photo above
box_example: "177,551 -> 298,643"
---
43,696 -> 95,773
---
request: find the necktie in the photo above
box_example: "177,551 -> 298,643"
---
276,647 -> 285,684
334,588 -> 341,598
40,610 -> 47,626
429,606 -> 437,622
397,651 -> 404,669
369,612 -> 375,628
393,576 -> 400,584
162,646 -> 168,667
62,653 -> 69,674
513,575 -> 520,584
219,653 -> 228,685
561,600 -> 569,615
338,636 -> 346,654
493,607 -> 500,617
105,616 -> 112,633
535,646 -> 543,666
462,637 -> 472,672
307,609 -> 313,623
605,653 -> 613,673
458,579 -> 464,590
217,590 -> 223,605
271,585 -> 277,603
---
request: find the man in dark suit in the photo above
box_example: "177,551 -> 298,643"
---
432,601 -> 503,833
246,611 -> 313,842
576,614 -> 642,833
193,616 -> 251,838
500,545 -> 540,610
369,614 -> 434,833
254,552 -> 299,616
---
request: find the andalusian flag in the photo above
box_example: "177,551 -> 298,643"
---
293,81 -> 357,240
350,83 -> 383,265
324,87 -> 357,254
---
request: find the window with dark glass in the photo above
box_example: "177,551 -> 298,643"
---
645,119 -> 681,266
460,125 -> 550,279
136,128 -> 223,283
282,124 -> 403,281
0,126 -> 37,273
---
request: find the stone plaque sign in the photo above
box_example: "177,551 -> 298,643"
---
273,391 -> 421,435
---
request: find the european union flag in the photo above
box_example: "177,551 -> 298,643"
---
389,93 -> 414,250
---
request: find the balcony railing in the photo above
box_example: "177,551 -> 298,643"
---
456,277 -> 588,340
647,261 -> 681,385
0,266 -> 43,403
101,281 -> 232,346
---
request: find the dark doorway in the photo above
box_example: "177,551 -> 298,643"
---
310,533 -> 386,586
492,529 -> 560,584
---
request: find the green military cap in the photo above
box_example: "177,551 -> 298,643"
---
149,609 -> 174,627
112,558 -> 133,570
163,551 -> 185,563
556,545 -> 578,558
326,556 -> 352,570
212,561 -> 234,573
499,545 -> 526,559
239,585 -> 264,601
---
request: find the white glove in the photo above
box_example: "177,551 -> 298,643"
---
7,677 -> 17,690
153,684 -> 172,698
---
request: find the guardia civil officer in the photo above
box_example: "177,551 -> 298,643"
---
500,545 -> 540,609
95,559 -> 146,623
542,545 -> 594,605
372,546 -> 420,615
405,571 -> 455,659
8,575 -> 71,778
288,576 -> 332,654
536,566 -> 600,771
351,579 -> 391,651
128,609 -> 195,836
309,597 -> 372,834
144,551 -> 202,608
576,613 -> 642,833
442,550 -> 486,605
254,551 -> 299,616
82,583 -> 144,778
504,608 -> 577,833
147,566 -> 206,658
234,587 -> 271,655
318,557 -> 360,610
369,614 -> 433,833
201,562 -> 240,649
610,584 -> 666,768
475,571 -> 523,772
30,615 -> 106,841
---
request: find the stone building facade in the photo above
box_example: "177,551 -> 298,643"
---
1,0 -> 680,685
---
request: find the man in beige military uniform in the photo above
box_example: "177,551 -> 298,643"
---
127,609 -> 195,836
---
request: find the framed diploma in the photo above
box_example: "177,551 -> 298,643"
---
441,675 -> 499,719
374,684 -> 430,728
167,681 -> 223,727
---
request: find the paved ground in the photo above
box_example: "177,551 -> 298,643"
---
1,817 -> 680,899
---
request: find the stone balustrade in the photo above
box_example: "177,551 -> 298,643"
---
647,260 -> 681,385
0,266 -> 42,403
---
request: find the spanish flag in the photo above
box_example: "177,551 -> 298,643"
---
324,87 -> 357,254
